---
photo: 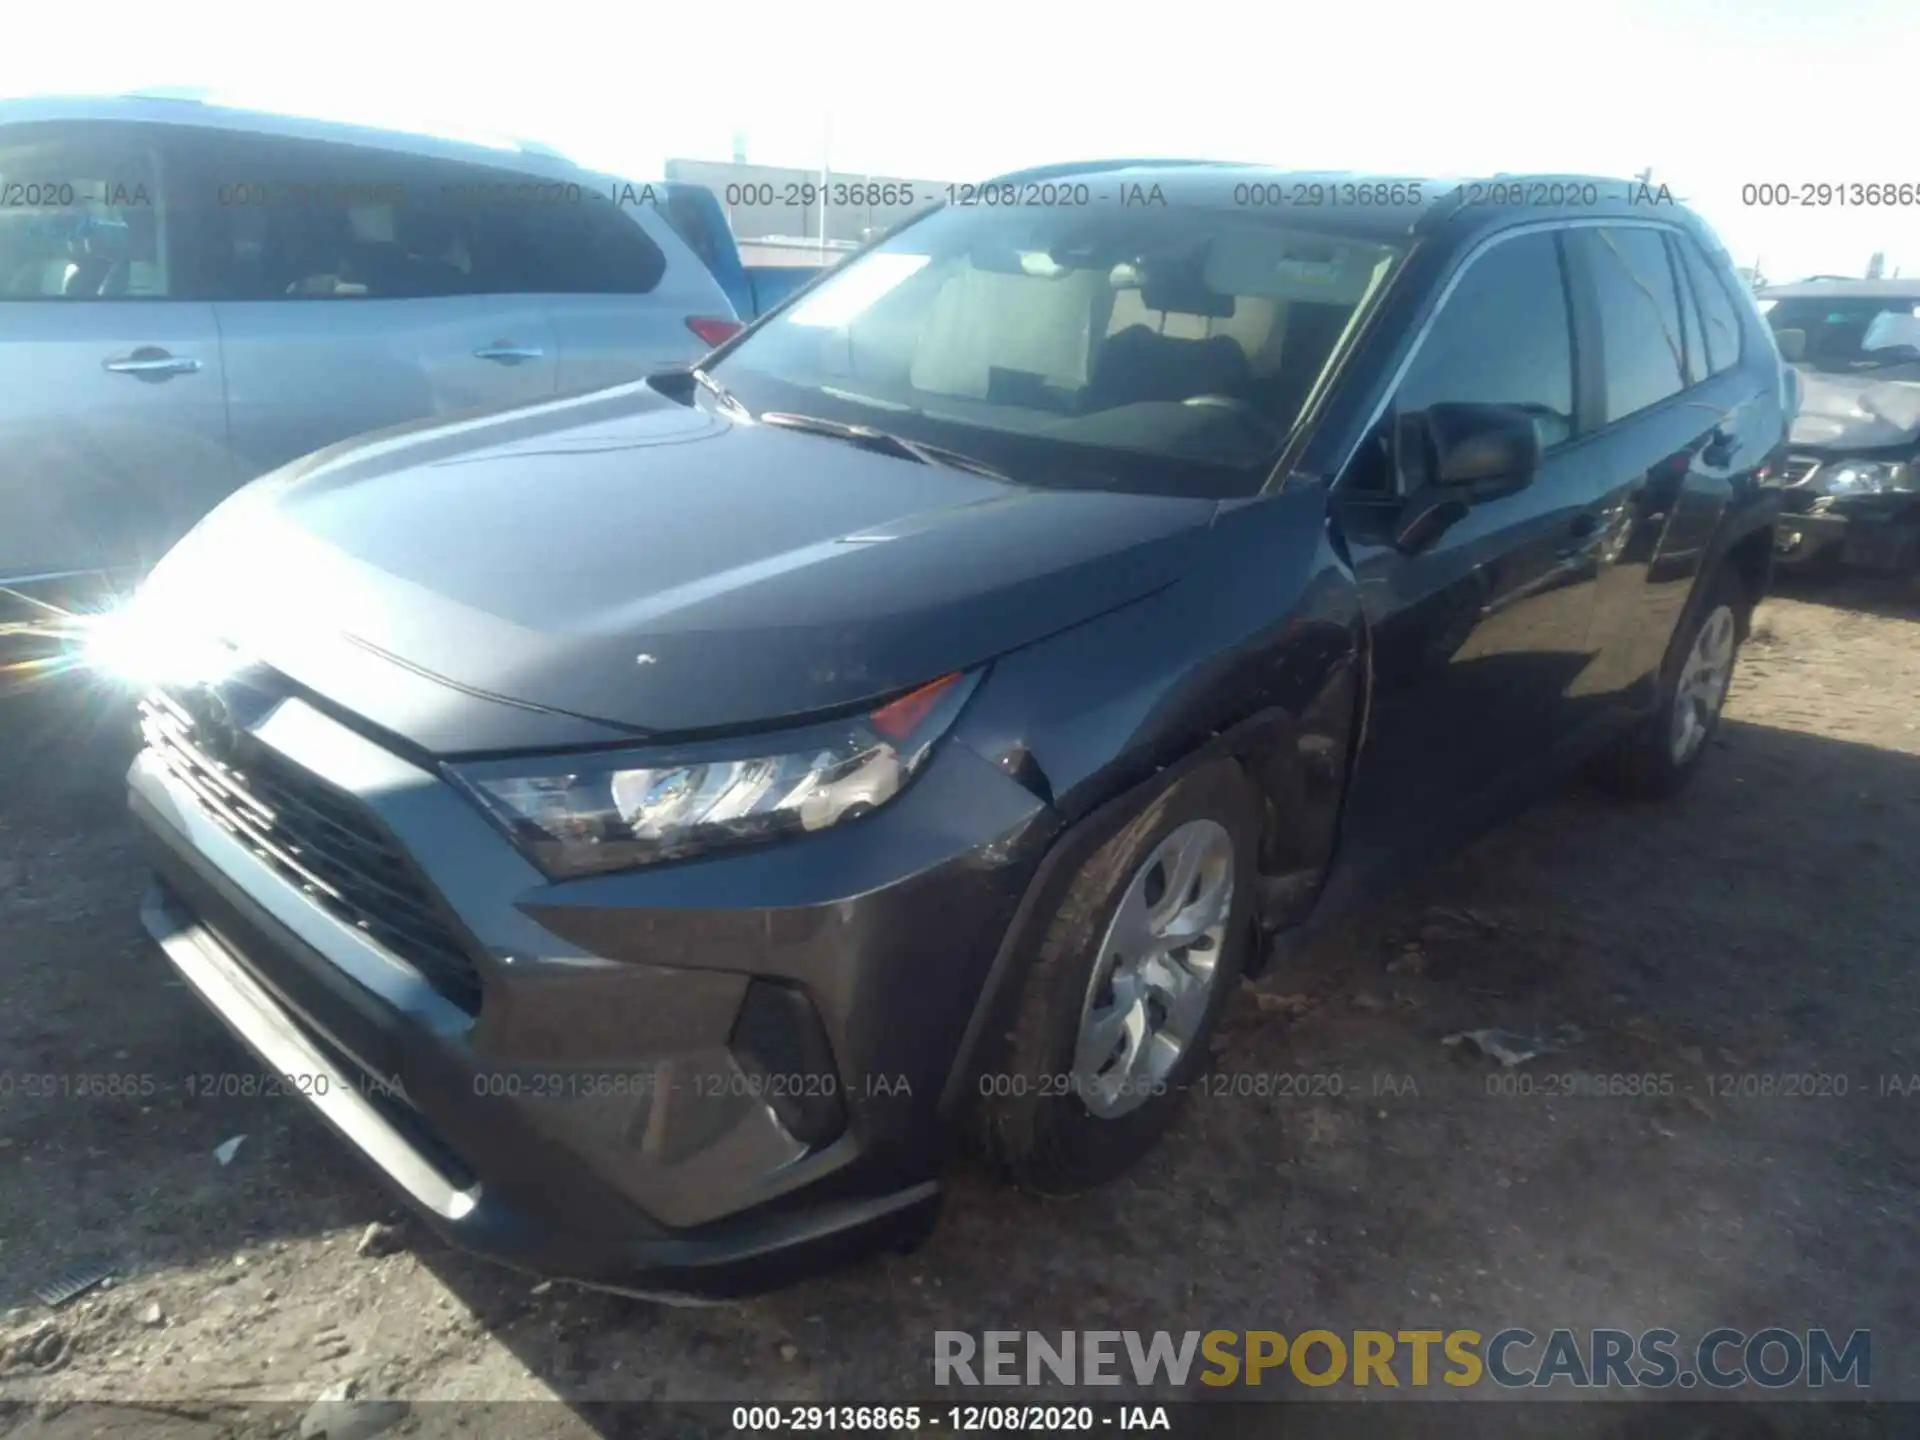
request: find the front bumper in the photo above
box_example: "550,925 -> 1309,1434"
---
129,683 -> 1050,1298
1774,470 -> 1920,571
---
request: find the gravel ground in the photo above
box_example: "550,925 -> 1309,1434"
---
3,576 -> 1918,1437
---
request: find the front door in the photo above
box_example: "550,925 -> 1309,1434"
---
1331,227 -> 1607,876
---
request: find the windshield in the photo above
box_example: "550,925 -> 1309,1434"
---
1763,295 -> 1920,375
708,201 -> 1403,497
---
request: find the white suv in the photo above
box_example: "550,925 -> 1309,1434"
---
0,93 -> 740,605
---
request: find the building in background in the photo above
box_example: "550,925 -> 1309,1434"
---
664,159 -> 946,267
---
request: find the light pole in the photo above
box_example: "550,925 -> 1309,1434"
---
819,113 -> 831,262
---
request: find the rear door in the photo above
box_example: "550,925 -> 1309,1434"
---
0,122 -> 233,587
1562,224 -> 1739,707
1331,226 -> 1610,867
172,130 -> 560,479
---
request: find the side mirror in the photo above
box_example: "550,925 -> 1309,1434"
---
1774,327 -> 1807,363
1389,403 -> 1542,554
1426,402 -> 1543,493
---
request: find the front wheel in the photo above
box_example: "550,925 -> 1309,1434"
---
1589,571 -> 1746,799
971,761 -> 1259,1195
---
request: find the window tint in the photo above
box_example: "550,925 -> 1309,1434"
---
1583,227 -> 1686,421
1669,236 -> 1708,386
173,132 -> 665,300
661,185 -> 725,275
0,127 -> 166,298
506,196 -> 666,294
1394,229 -> 1575,449
1676,234 -> 1742,374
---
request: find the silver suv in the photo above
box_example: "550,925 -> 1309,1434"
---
0,94 -> 739,605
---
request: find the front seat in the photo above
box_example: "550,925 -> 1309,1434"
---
1088,324 -> 1253,409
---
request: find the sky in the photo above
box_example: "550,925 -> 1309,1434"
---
2,0 -> 1914,284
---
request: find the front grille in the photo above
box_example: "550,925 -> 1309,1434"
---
140,686 -> 483,1013
1781,455 -> 1823,487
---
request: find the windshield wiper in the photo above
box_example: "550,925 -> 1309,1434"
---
759,411 -> 1013,481
691,367 -> 751,419
1851,352 -> 1920,372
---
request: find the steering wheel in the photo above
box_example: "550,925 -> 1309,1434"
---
1180,393 -> 1279,438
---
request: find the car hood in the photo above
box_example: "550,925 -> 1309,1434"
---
151,383 -> 1218,748
1790,368 -> 1920,451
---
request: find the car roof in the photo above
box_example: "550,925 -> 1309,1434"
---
980,160 -> 1699,244
0,92 -> 599,182
1759,277 -> 1920,301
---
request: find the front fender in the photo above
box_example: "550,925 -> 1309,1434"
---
936,487 -> 1366,1106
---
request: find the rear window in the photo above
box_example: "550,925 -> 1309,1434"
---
504,197 -> 667,295
1675,234 -> 1742,375
1579,227 -> 1688,423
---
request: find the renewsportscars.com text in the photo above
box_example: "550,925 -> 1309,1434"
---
933,1328 -> 1870,1390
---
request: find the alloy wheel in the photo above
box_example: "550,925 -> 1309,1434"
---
1670,603 -> 1737,765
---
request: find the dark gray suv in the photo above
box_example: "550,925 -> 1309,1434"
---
105,164 -> 1784,1298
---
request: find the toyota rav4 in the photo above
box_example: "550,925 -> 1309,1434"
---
105,163 -> 1785,1299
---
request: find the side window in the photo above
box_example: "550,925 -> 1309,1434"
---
175,133 -> 668,301
0,126 -> 167,299
1394,230 -> 1576,449
1668,235 -> 1708,386
1581,227 -> 1686,421
1676,234 -> 1742,375
181,133 -> 453,301
503,191 -> 667,295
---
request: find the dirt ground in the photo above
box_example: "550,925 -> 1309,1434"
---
3,574 -> 1919,1437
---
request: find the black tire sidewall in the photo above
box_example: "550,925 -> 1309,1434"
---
978,761 -> 1260,1194
1588,568 -> 1747,799
1662,580 -> 1742,776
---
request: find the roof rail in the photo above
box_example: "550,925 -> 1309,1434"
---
978,157 -> 1238,186
122,85 -> 214,102
1421,172 -> 1656,231
513,138 -> 572,162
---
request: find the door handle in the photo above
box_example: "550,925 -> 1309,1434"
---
473,343 -> 545,365
103,348 -> 201,380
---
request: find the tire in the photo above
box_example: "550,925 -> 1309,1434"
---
1589,569 -> 1748,800
971,760 -> 1259,1195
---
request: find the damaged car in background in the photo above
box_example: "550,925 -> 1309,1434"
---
94,165 -> 1784,1299
1761,277 -> 1920,574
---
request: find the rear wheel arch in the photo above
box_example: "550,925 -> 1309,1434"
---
1720,522 -> 1774,636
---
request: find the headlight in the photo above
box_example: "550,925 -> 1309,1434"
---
1824,461 -> 1915,495
82,584 -> 243,689
450,670 -> 981,878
